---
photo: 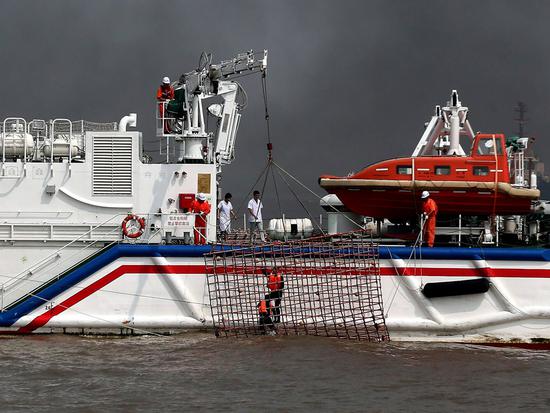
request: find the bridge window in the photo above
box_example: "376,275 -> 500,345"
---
396,165 -> 412,175
473,166 -> 490,176
477,137 -> 503,156
434,166 -> 451,175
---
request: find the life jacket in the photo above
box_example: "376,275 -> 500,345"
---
157,85 -> 174,101
258,300 -> 268,314
190,199 -> 211,225
422,198 -> 438,218
267,273 -> 282,291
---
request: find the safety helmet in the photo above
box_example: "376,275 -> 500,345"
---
162,76 -> 170,84
197,193 -> 206,201
421,190 -> 430,199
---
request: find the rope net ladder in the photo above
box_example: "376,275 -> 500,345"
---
205,231 -> 389,342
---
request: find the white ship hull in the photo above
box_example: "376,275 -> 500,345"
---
2,244 -> 550,346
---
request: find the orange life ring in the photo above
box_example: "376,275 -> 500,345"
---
121,214 -> 146,238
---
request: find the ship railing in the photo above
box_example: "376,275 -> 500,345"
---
156,102 -> 186,164
0,118 -> 118,167
1,118 -> 29,177
0,211 -> 218,310
0,118 -> 118,135
156,101 -> 184,137
0,213 -> 128,306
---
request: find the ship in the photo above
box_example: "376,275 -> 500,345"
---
1,52 -> 550,346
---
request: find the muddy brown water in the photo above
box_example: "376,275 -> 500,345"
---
1,333 -> 549,412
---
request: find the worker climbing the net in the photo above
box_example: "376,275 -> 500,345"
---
265,268 -> 284,323
257,296 -> 276,335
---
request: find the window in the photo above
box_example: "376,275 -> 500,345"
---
473,166 -> 490,176
397,165 -> 412,175
221,114 -> 230,133
476,137 -> 502,156
434,166 -> 451,175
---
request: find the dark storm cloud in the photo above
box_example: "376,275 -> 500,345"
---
1,0 -> 550,217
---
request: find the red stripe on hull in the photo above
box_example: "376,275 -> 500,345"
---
17,264 -> 203,333
379,267 -> 550,277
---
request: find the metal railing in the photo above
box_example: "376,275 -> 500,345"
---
0,211 -> 217,310
0,213 -> 128,310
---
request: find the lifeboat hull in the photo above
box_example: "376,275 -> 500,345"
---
325,186 -> 533,220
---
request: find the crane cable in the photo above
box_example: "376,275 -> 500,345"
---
259,71 -> 288,238
260,71 -> 325,234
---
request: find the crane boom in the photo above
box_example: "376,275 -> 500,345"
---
158,50 -> 268,166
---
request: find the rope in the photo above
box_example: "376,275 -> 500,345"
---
272,161 -> 365,230
261,73 -> 272,145
270,165 -> 288,239
0,269 -> 210,308
231,162 -> 270,223
384,218 -> 426,317
14,289 -> 166,336
273,164 -> 324,234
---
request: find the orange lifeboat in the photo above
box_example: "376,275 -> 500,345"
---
320,92 -> 540,220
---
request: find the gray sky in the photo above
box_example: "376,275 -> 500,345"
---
1,0 -> 550,218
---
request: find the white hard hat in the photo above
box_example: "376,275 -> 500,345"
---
197,193 -> 206,201
162,76 -> 170,84
421,190 -> 430,199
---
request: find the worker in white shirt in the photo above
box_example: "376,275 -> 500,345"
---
247,190 -> 265,243
217,192 -> 236,241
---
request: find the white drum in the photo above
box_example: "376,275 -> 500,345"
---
43,135 -> 80,158
0,131 -> 34,158
268,218 -> 314,240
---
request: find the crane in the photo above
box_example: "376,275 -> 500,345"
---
159,50 -> 268,166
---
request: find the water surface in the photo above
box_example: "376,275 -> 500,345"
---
1,334 -> 549,412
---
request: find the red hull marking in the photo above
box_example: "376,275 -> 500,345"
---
219,266 -> 550,278
17,264 -> 203,333
478,342 -> 550,351
378,267 -> 550,278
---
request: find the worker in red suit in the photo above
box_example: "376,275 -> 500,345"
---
265,268 -> 284,323
156,76 -> 174,133
191,193 -> 211,244
421,190 -> 438,247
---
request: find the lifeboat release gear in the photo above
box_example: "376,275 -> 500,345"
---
121,214 -> 146,238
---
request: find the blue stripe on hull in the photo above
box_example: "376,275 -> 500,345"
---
379,246 -> 550,261
0,245 -> 212,326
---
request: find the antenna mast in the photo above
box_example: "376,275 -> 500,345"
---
515,101 -> 528,138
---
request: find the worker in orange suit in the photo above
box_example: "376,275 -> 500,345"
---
257,296 -> 275,335
156,76 -> 174,133
190,193 -> 211,245
265,268 -> 284,323
421,190 -> 438,247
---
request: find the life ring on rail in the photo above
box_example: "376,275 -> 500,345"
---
121,214 -> 146,238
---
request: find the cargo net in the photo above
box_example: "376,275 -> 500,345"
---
205,231 -> 389,342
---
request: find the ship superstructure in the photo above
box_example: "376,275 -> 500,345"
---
0,51 -> 267,312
